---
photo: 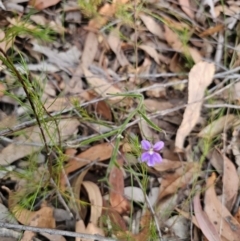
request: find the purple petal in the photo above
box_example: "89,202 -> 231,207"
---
141,152 -> 151,163
141,140 -> 151,151
153,141 -> 164,151
147,153 -> 162,166
147,155 -> 156,166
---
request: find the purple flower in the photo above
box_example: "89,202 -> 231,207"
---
141,140 -> 164,166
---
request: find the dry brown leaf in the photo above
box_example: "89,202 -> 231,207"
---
82,66 -> 124,103
88,0 -> 129,29
178,0 -> 194,19
88,4 -> 114,29
21,230 -> 35,241
146,86 -> 166,98
0,83 -> 5,97
133,210 -> 152,241
193,192 -> 221,241
210,149 -> 238,211
153,159 -> 182,172
0,29 -> 12,53
29,0 -> 61,10
76,220 -> 87,241
64,142 -> 114,175
61,142 -> 114,188
102,200 -> 127,232
204,173 -> 240,241
199,24 -> 225,37
70,168 -> 90,213
11,202 -> 55,228
234,208 -> 240,224
0,118 -> 79,165
198,115 -> 236,139
65,32 -> 98,94
0,113 -> 17,130
75,220 -> 105,241
139,118 -> 158,141
108,29 -> 129,67
90,95 -> 112,121
85,223 -> 105,237
214,5 -> 240,17
188,47 -> 203,63
164,26 -> 202,63
175,62 -> 215,151
82,181 -> 103,225
222,153 -> 239,211
139,14 -> 164,40
81,32 -> 98,67
176,207 -> 199,228
109,156 -> 130,214
144,99 -> 173,113
164,25 -> 183,50
41,233 -> 66,241
158,163 -> 200,201
30,14 -> 65,34
138,45 -> 160,64
31,42 -> 81,71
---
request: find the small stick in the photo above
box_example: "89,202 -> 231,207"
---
0,222 -> 116,241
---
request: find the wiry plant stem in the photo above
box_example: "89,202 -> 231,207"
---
0,48 -> 53,178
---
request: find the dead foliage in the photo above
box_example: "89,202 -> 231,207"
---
0,0 -> 240,241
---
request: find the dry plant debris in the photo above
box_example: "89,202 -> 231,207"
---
0,0 -> 240,241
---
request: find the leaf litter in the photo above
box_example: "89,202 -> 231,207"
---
1,0 -> 240,241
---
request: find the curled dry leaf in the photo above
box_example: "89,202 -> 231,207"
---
82,181 -> 103,225
175,61 -> 215,151
204,173 -> 240,241
70,168 -> 90,213
193,192 -> 221,241
109,156 -> 130,214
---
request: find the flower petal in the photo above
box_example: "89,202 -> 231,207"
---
141,152 -> 150,163
147,153 -> 162,166
147,155 -> 156,166
141,140 -> 151,151
153,141 -> 164,151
